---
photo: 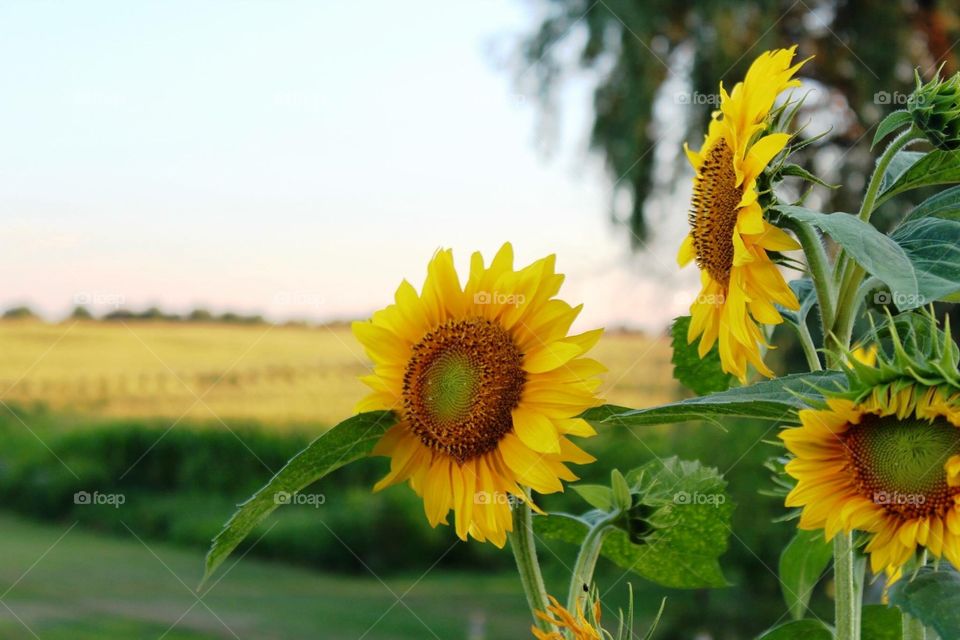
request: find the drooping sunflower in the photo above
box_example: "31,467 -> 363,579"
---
353,243 -> 603,547
679,47 -> 809,381
532,595 -> 603,640
781,322 -> 960,582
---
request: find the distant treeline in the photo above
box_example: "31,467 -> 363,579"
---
2,305 -> 271,325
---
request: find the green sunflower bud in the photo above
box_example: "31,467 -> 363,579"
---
908,68 -> 960,151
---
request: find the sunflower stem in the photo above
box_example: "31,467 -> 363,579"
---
509,498 -> 553,633
788,215 -> 836,333
833,531 -> 862,640
857,126 -> 920,223
829,127 -> 922,356
566,515 -> 616,616
796,313 -> 823,371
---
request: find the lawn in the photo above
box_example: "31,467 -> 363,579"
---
0,513 -> 532,640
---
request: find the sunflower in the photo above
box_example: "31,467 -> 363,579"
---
532,596 -> 603,640
352,243 -> 603,547
782,383 -> 960,582
678,47 -> 809,381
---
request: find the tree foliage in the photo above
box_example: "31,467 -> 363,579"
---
516,0 -> 959,242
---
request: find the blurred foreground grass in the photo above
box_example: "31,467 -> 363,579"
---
0,513 -> 531,640
0,320 -> 674,429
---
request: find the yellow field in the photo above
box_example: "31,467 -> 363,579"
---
0,320 -> 676,429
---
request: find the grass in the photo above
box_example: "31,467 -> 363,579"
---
0,319 -> 674,429
0,513 -> 532,640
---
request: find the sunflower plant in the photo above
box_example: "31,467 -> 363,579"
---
200,46 -> 960,640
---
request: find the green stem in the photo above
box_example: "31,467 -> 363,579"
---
796,318 -> 823,371
829,126 -> 921,361
566,515 -> 616,616
902,613 -> 926,640
789,216 -> 836,332
509,499 -> 553,633
829,264 -> 866,361
856,126 -> 919,223
833,532 -> 862,640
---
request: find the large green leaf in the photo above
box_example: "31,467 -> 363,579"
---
775,206 -> 919,301
861,604 -> 902,640
903,184 -> 960,223
879,150 -> 960,203
779,529 -> 833,620
891,217 -> 960,308
756,620 -> 833,640
586,371 -> 846,427
202,410 -> 395,585
888,566 -> 960,639
670,316 -> 733,395
534,458 -> 732,589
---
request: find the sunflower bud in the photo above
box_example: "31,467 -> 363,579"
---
908,68 -> 960,151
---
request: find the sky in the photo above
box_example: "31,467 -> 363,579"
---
0,1 -> 701,332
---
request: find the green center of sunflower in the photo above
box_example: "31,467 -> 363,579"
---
402,317 -> 525,463
690,138 -> 743,285
843,415 -> 960,519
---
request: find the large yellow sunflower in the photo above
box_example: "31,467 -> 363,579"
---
781,383 -> 960,582
532,595 -> 602,640
352,243 -> 603,547
679,47 -> 808,381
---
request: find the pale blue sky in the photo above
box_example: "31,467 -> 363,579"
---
0,1 -> 698,331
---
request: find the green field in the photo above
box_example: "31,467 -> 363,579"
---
0,320 -> 798,638
0,513 -> 532,640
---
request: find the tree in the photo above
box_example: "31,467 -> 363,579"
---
2,306 -> 36,320
516,0 -> 959,243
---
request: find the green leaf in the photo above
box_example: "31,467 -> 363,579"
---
534,458 -> 733,589
670,316 -> 733,395
872,111 -> 914,149
202,410 -> 395,585
891,217 -> 960,308
756,619 -> 834,640
780,278 -> 818,329
778,163 -> 837,189
861,604 -> 902,640
879,149 -> 960,202
589,371 -> 846,427
778,529 -> 833,620
888,566 -> 960,639
775,205 -> 919,301
879,151 -> 925,193
571,484 -> 614,511
902,184 -> 960,223
611,469 -> 632,512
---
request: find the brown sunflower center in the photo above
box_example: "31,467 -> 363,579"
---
843,414 -> 960,519
402,317 -> 525,463
690,138 -> 743,284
